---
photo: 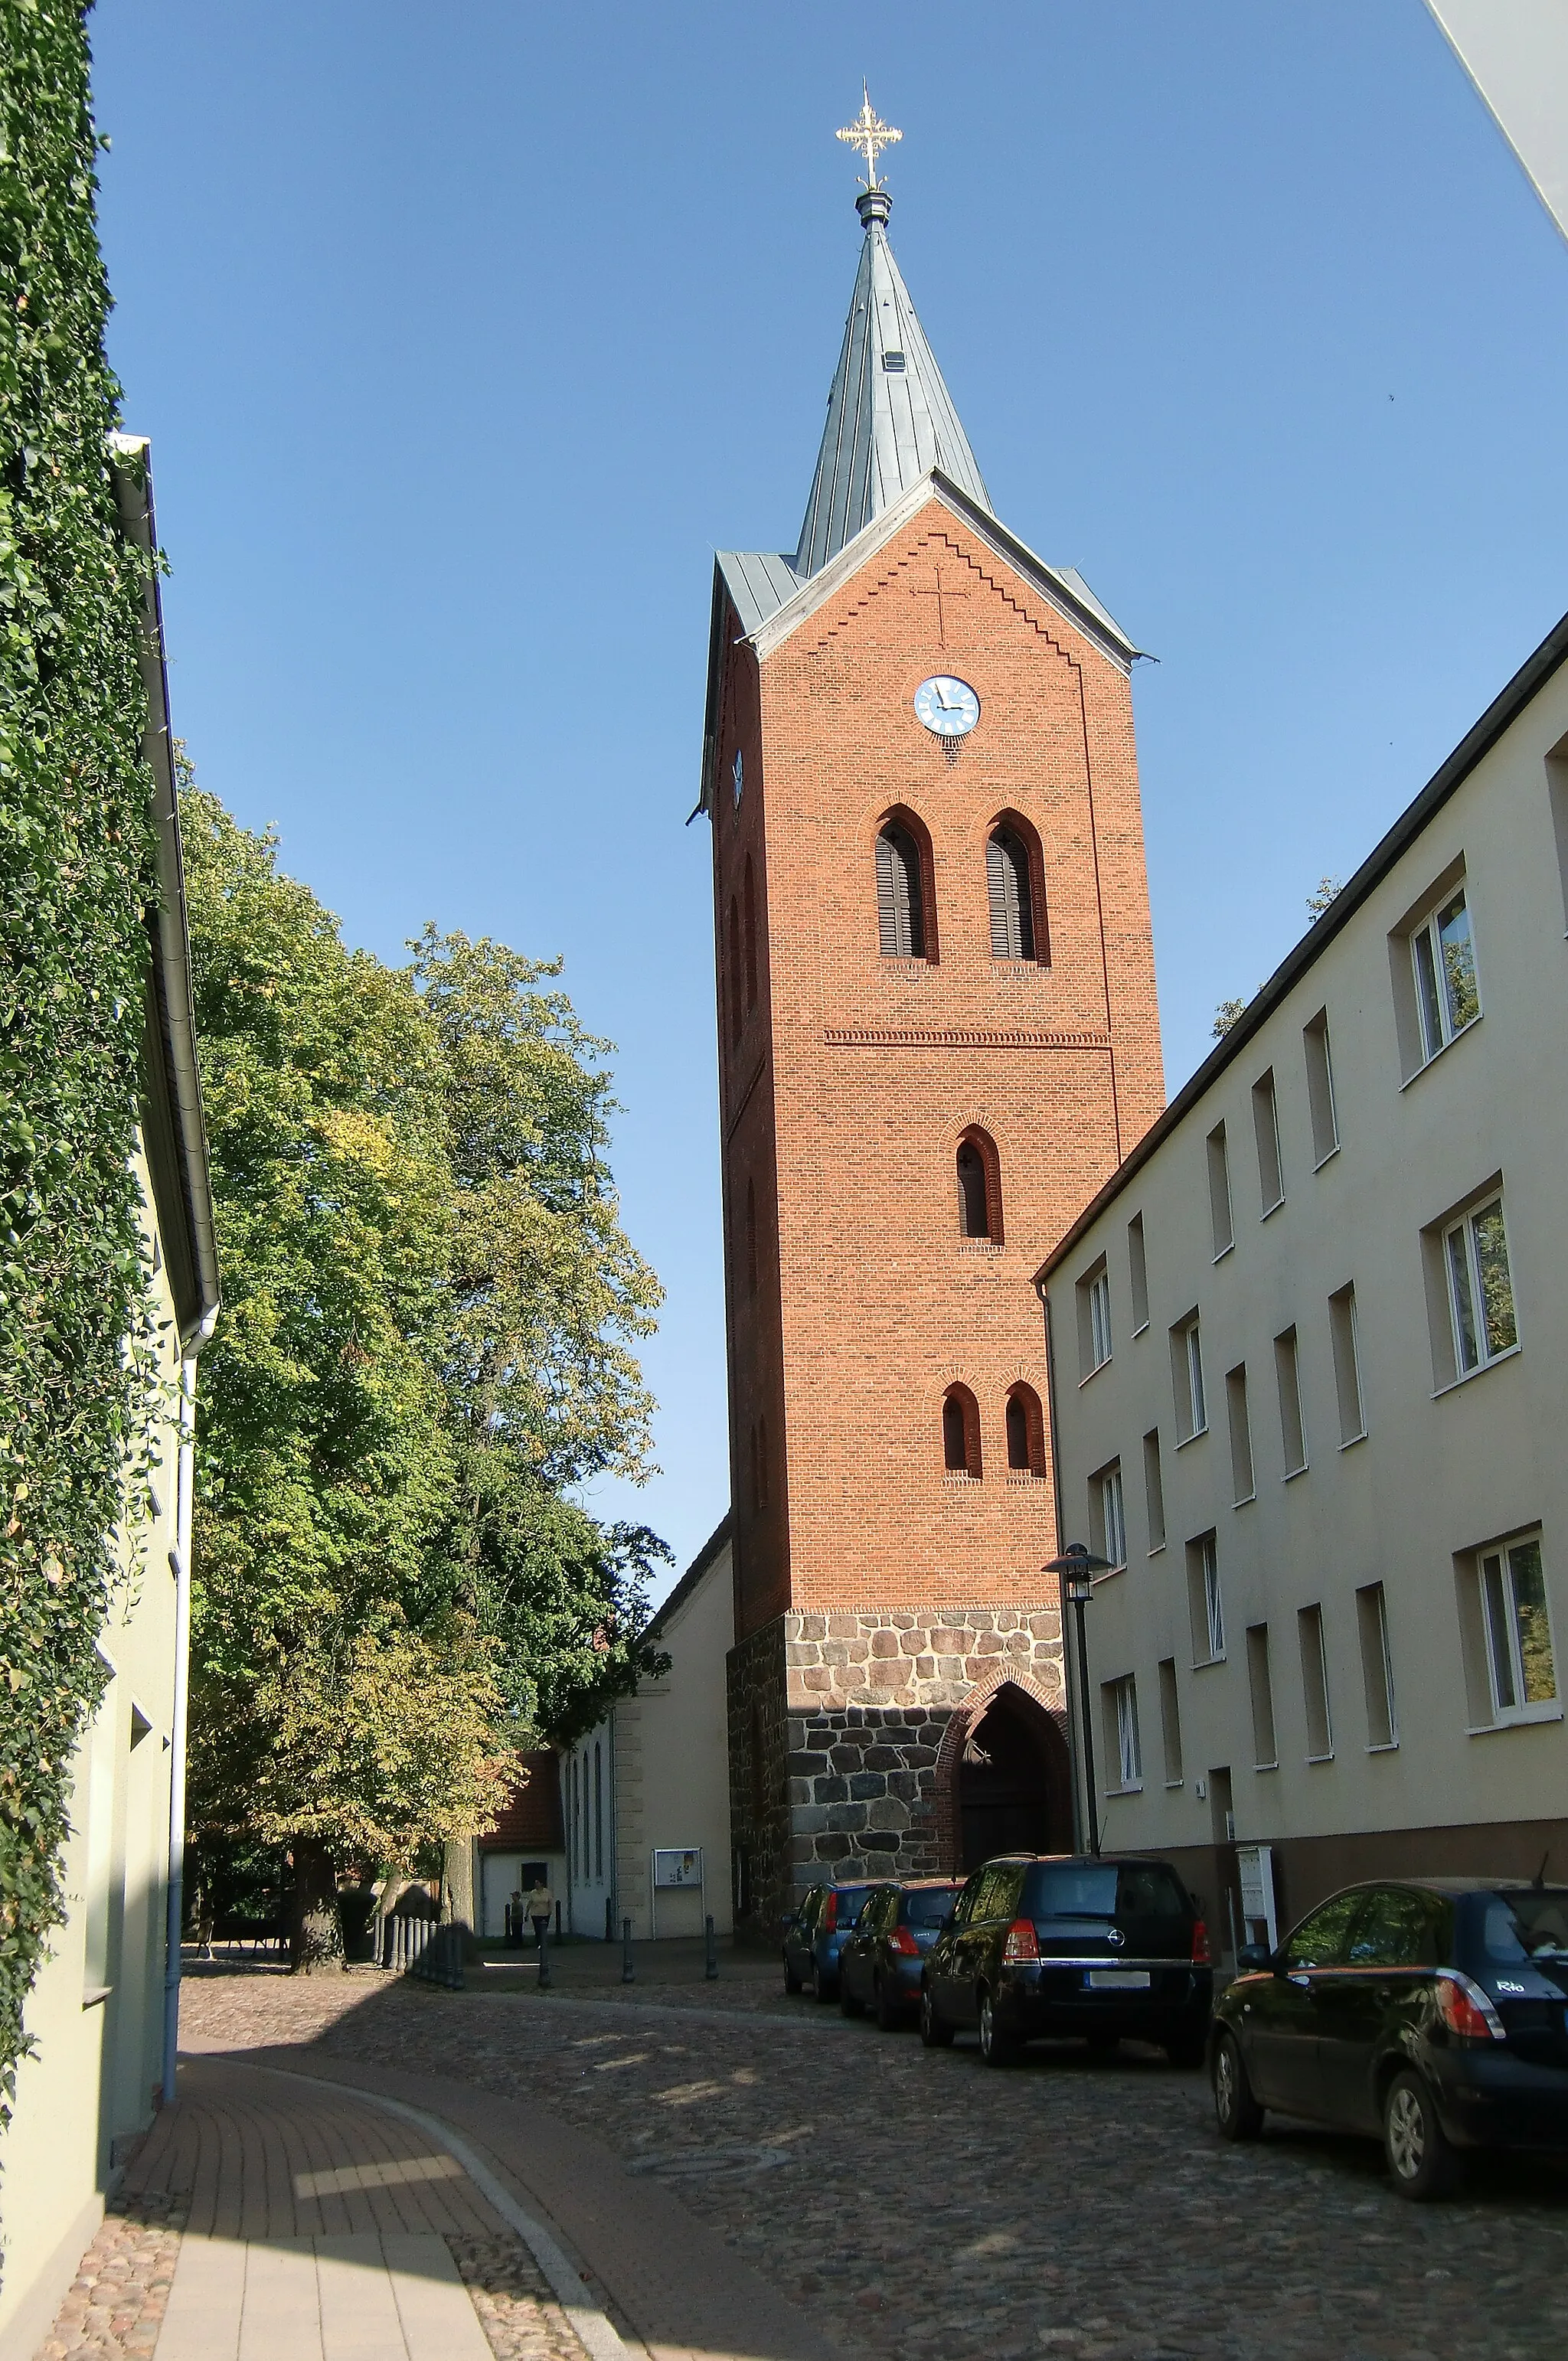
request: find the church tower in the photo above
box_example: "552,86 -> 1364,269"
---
699,103 -> 1163,1929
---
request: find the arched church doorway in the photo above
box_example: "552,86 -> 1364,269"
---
958,1683 -> 1072,1868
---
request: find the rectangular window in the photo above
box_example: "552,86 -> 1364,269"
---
1274,1327 -> 1307,1476
1077,1257 -> 1112,1378
1298,1604 -> 1333,1759
1411,887 -> 1480,1063
1443,1195 -> 1517,1377
1246,1623 -> 1278,1768
1356,1581 -> 1397,1749
1328,1284 -> 1365,1444
1171,1314 -> 1207,1442
1251,1070 -> 1284,1216
1303,1009 -> 1339,1166
1142,1429 -> 1165,1553
1103,1676 -> 1143,1790
1127,1212 -> 1148,1334
1158,1657 -> 1183,1784
1478,1533 -> 1557,1722
1226,1363 -> 1254,1504
1187,1531 -> 1224,1664
1207,1124 -> 1233,1259
1099,1462 -> 1126,1570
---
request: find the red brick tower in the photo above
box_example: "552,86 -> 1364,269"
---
700,136 -> 1162,1928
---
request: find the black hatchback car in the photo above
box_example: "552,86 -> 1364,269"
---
920,1854 -> 1212,2065
838,1879 -> 959,2028
1210,1876 -> 1568,2199
782,1880 -> 878,2000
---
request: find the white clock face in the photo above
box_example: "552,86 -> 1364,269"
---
913,675 -> 980,738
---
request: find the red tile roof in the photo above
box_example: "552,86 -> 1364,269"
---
476,1750 -> 564,1850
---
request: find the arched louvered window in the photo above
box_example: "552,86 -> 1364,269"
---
987,825 -> 1036,960
942,1384 -> 982,1477
1006,1383 -> 1046,1477
745,1177 -> 757,1298
876,822 -> 926,959
743,855 -> 758,1009
728,897 -> 742,1046
956,1129 -> 1002,1243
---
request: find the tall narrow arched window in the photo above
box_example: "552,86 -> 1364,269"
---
956,1128 -> 1002,1243
746,1176 -> 757,1298
727,897 -> 742,1046
942,1383 -> 982,1478
593,1741 -> 603,1880
1005,1383 -> 1046,1477
570,1754 -> 580,1879
876,822 -> 926,958
987,825 -> 1036,959
743,854 -> 758,1009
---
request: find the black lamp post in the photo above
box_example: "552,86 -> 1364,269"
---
1045,1543 -> 1113,1856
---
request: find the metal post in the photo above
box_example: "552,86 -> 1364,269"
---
1073,1591 -> 1099,1856
537,1922 -> 551,1990
705,1913 -> 718,1980
622,1915 -> 635,1983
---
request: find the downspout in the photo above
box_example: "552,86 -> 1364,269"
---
1037,1279 -> 1084,1853
162,1305 -> 216,2103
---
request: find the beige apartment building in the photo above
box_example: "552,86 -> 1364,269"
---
1037,609 -> 1568,1964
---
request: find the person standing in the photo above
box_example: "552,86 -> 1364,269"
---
527,1874 -> 553,1950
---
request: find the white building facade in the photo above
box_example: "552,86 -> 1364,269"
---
1039,612 -> 1568,1964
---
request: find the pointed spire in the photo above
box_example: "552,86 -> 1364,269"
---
796,102 -> 991,580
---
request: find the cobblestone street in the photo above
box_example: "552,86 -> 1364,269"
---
180,1959 -> 1568,2360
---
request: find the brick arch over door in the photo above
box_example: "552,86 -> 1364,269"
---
932,1667 -> 1073,1873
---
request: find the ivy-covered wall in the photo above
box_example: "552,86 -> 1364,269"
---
0,0 -> 161,2150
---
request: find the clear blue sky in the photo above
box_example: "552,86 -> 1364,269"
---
90,2 -> 1568,1594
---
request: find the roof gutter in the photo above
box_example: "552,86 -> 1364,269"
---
109,435 -> 220,1344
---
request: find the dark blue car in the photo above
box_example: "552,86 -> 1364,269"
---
838,1878 -> 959,2028
782,1880 -> 878,2000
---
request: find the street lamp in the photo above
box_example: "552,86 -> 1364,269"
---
1045,1543 -> 1113,1856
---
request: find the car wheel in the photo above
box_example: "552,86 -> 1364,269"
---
920,1981 -> 955,2048
1212,2030 -> 1265,2141
840,1972 -> 865,2019
1383,2069 -> 1462,2201
783,1954 -> 802,1996
978,1989 -> 1020,2069
875,1975 -> 901,2033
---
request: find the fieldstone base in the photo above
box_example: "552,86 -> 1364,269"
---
728,1605 -> 1067,1929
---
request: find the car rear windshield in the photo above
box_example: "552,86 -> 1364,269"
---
902,1887 -> 956,1928
834,1887 -> 874,1925
1021,1863 -> 1189,1926
1478,1890 -> 1568,1964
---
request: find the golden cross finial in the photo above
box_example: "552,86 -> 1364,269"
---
835,84 -> 902,191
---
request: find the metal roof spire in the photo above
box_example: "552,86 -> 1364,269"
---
796,93 -> 992,580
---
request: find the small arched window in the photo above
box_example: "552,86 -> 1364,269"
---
1005,1383 -> 1046,1477
956,1128 -> 1002,1243
876,822 -> 927,959
987,825 -> 1037,960
746,1176 -> 758,1298
728,896 -> 742,1046
743,854 -> 758,1009
942,1384 -> 982,1478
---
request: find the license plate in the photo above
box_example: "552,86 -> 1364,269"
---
1086,1969 -> 1150,1990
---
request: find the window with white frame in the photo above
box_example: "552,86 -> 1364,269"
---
1186,1530 -> 1224,1664
1303,1008 -> 1338,1165
1104,1674 -> 1142,1789
1171,1312 -> 1207,1442
1356,1581 -> 1397,1749
1444,1195 -> 1517,1376
1100,1462 -> 1126,1569
1478,1533 -> 1557,1723
1077,1257 -> 1112,1379
1412,887 -> 1480,1063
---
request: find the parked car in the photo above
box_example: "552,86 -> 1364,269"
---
920,1853 -> 1211,2066
1210,1876 -> 1568,2199
838,1878 -> 959,2028
782,1880 -> 880,2000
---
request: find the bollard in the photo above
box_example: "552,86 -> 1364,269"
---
705,1912 -> 718,1981
622,1915 -> 635,1983
537,1922 -> 551,1990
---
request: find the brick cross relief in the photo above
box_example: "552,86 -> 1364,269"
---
910,565 -> 970,647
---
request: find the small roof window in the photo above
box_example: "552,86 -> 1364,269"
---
881,349 -> 906,372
